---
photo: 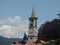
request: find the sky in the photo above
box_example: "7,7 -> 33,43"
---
0,0 -> 60,38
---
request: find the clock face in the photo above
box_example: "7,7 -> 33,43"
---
29,29 -> 33,34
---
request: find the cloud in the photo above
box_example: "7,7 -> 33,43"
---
0,16 -> 44,38
0,16 -> 28,38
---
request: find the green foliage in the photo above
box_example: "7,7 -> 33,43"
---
42,43 -> 55,45
38,19 -> 60,41
42,38 -> 60,45
23,33 -> 28,41
57,13 -> 60,18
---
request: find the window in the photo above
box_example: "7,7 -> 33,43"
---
30,24 -> 33,26
30,37 -> 32,39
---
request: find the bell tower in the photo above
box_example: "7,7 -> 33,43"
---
28,6 -> 38,42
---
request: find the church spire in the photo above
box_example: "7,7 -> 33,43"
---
31,6 -> 36,18
28,5 -> 38,42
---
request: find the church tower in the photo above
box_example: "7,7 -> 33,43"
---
28,6 -> 38,42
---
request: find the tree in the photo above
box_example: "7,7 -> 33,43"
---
38,19 -> 60,41
23,33 -> 28,41
57,14 -> 60,18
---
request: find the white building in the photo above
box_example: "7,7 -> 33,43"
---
28,6 -> 38,42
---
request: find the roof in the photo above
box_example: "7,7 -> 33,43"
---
31,6 -> 36,18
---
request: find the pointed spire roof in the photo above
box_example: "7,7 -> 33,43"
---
31,6 -> 36,18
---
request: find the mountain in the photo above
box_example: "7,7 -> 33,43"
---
0,36 -> 22,45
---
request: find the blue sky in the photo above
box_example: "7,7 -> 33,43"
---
0,0 -> 60,38
0,0 -> 60,21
